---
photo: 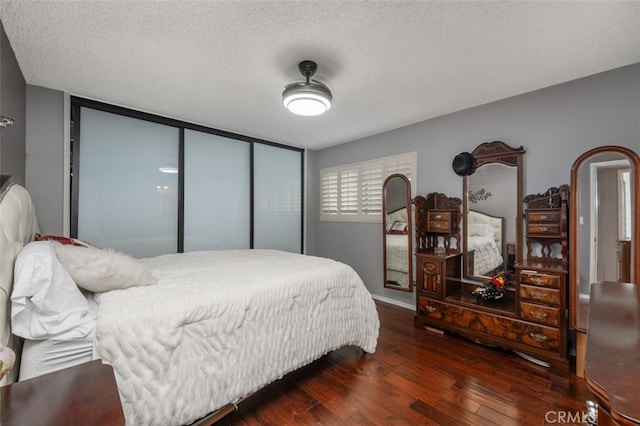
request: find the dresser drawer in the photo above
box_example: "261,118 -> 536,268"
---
519,271 -> 561,288
520,302 -> 560,327
428,221 -> 451,232
526,210 -> 561,223
417,299 -> 560,352
427,211 -> 452,233
527,223 -> 560,235
417,296 -> 443,317
520,284 -> 561,305
428,211 -> 451,222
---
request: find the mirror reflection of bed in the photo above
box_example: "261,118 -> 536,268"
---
464,158 -> 519,280
385,207 -> 410,287
466,210 -> 504,277
382,174 -> 412,292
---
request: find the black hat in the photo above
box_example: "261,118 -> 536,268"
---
452,152 -> 473,176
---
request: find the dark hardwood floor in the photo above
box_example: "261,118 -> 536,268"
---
219,301 -> 593,425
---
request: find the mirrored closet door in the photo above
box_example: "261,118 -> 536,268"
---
72,98 -> 304,257
184,130 -> 251,252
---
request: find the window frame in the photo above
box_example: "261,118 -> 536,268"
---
320,152 -> 417,222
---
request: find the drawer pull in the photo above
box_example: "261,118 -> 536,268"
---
530,291 -> 545,299
530,311 -> 548,320
530,276 -> 545,284
529,333 -> 547,343
434,214 -> 443,219
425,305 -> 437,313
539,214 -> 548,220
537,226 -> 549,232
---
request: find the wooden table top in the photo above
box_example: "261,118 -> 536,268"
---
584,282 -> 640,426
1,360 -> 125,425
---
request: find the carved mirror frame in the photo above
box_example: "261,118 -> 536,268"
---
382,174 -> 413,292
569,145 -> 640,333
462,141 -> 526,281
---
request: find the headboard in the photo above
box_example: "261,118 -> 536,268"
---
0,176 -> 38,383
467,210 -> 504,255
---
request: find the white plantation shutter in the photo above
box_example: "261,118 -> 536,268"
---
361,162 -> 384,215
385,155 -> 415,182
321,152 -> 416,222
321,172 -> 338,215
339,169 -> 359,215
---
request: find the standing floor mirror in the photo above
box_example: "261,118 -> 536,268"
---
570,145 -> 640,332
383,174 -> 413,292
570,145 -> 640,376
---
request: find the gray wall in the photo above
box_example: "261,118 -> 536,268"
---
25,85 -> 66,234
308,63 -> 640,308
0,20 -> 26,181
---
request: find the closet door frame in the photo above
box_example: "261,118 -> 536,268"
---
70,96 -> 304,255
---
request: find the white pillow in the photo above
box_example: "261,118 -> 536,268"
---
54,243 -> 156,292
11,241 -> 95,340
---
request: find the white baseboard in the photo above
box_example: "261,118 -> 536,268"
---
371,294 -> 414,311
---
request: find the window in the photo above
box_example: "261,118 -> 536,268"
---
320,152 -> 416,222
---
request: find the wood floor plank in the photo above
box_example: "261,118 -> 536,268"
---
296,370 -> 359,421
409,398 -> 488,426
220,301 -> 593,425
476,404 -> 521,426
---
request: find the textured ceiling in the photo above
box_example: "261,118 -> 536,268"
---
1,1 -> 639,150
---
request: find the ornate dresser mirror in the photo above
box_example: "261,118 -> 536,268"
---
462,141 -> 525,280
570,146 -> 640,333
382,174 -> 413,291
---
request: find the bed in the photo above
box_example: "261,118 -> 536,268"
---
466,210 -> 504,276
0,177 -> 380,425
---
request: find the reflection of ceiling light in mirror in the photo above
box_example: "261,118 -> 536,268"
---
159,167 -> 178,174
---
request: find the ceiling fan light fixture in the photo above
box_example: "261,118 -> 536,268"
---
282,60 -> 332,116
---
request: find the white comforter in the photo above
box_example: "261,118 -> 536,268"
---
93,249 -> 379,426
386,234 -> 408,273
468,235 -> 503,276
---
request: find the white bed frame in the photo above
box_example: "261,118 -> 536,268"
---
0,176 -> 38,384
468,209 -> 505,256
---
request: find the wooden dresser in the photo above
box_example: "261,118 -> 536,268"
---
414,192 -> 463,303
584,282 -> 640,426
515,185 -> 570,372
414,186 -> 570,374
